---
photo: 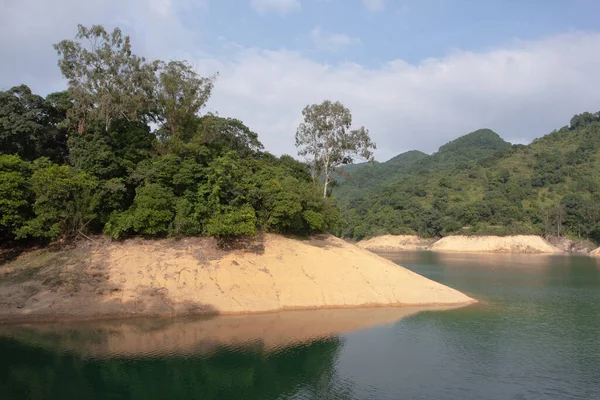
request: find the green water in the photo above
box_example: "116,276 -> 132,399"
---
1,252 -> 600,399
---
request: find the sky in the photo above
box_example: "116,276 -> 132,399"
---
2,0 -> 600,161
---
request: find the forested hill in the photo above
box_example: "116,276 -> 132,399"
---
334,129 -> 510,200
334,112 -> 600,242
334,150 -> 427,188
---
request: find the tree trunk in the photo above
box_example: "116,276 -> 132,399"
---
322,159 -> 329,198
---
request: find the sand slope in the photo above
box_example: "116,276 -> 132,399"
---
431,235 -> 561,253
0,234 -> 475,322
357,235 -> 436,251
590,248 -> 600,257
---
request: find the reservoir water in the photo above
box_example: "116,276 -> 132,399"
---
1,251 -> 599,399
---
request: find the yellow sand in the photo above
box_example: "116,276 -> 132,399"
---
430,235 -> 561,253
590,248 -> 600,257
357,235 -> 435,251
0,234 -> 475,322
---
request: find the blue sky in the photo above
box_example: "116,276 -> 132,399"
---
191,0 -> 600,65
2,0 -> 600,160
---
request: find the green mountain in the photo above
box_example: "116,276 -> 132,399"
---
333,150 -> 427,194
333,129 -> 510,202
335,113 -> 600,242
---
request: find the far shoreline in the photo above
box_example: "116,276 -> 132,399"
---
356,234 -> 600,255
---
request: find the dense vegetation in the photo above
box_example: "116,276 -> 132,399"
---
3,24 -> 599,248
0,25 -> 339,245
334,117 -> 600,242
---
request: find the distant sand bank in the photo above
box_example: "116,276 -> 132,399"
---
358,234 -> 564,254
357,235 -> 436,251
430,235 -> 561,254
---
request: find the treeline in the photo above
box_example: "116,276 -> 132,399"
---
335,115 -> 600,242
0,25 -> 340,244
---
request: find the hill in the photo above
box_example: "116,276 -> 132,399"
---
335,113 -> 600,241
333,150 -> 428,198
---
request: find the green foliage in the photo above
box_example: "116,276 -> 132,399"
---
0,85 -> 68,162
68,129 -> 123,179
105,184 -> 175,238
295,100 -> 376,197
205,205 -> 257,237
16,160 -> 99,241
54,24 -> 158,132
0,23 -> 342,244
335,120 -> 600,242
156,60 -> 216,139
0,155 -> 32,239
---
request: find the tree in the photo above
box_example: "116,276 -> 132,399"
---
0,85 -> 50,160
16,160 -> 99,241
155,61 -> 216,139
295,100 -> 376,198
0,155 -> 32,240
54,24 -> 158,133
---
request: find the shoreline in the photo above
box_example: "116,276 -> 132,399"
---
0,305 -> 475,357
0,300 -> 477,325
0,234 -> 476,324
357,234 -> 569,254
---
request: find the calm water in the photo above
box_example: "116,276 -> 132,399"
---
1,252 -> 600,400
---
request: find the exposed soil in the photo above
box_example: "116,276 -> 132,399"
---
0,234 -> 476,323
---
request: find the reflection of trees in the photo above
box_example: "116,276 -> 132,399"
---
0,336 -> 346,400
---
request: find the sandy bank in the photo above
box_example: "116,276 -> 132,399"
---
590,248 -> 600,257
430,235 -> 561,254
357,235 -> 436,251
0,234 -> 475,322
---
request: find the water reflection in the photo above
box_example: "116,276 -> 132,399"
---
0,306 -> 459,359
0,333 -> 345,400
4,252 -> 599,399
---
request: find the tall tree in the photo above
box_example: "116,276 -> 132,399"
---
54,24 -> 158,133
0,85 -> 48,160
155,61 -> 216,139
0,85 -> 68,161
295,100 -> 376,197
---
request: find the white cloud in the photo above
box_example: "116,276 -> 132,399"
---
362,0 -> 385,12
250,0 -> 301,15
202,32 -> 600,159
310,27 -> 360,51
2,1 -> 600,161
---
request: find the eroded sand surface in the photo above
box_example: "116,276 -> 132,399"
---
0,234 -> 475,322
357,235 -> 436,251
590,248 -> 600,257
430,235 -> 561,254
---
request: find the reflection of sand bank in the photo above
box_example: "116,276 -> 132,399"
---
380,251 -> 566,270
0,306 -> 462,358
